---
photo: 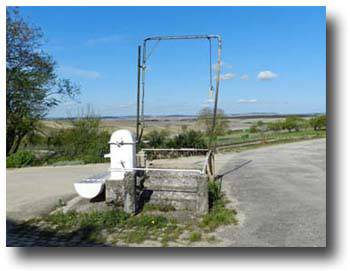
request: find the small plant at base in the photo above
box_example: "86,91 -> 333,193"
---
189,231 -> 202,242
56,198 -> 66,208
207,235 -> 218,243
142,203 -> 176,212
122,228 -> 148,244
127,214 -> 168,229
200,200 -> 238,231
208,180 -> 222,208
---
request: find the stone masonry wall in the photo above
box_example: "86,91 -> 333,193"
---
142,171 -> 208,215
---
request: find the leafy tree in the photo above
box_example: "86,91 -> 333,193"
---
309,115 -> 326,131
49,115 -> 109,163
197,107 -> 229,136
267,120 -> 284,131
284,116 -> 305,132
6,8 -> 79,155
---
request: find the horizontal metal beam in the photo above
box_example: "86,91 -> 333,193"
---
141,148 -> 208,152
144,34 -> 221,42
109,167 -> 202,174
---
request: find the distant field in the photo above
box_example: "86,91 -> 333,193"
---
41,116 -> 310,135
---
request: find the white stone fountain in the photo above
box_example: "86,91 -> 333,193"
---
74,129 -> 136,199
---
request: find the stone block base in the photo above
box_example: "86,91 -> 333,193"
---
142,171 -> 208,215
105,172 -> 136,213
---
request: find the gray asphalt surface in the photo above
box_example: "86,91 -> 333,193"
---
216,139 -> 326,247
6,163 -> 109,221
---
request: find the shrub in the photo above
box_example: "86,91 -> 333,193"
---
167,130 -> 207,149
143,130 -> 170,148
189,231 -> 202,242
309,115 -> 326,131
284,116 -> 305,132
197,107 -> 229,136
142,129 -> 207,160
48,117 -> 109,163
267,121 -> 284,131
257,120 -> 264,126
249,125 -> 258,133
240,134 -> 249,141
6,151 -> 36,168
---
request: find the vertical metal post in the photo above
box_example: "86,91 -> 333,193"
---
210,36 -> 222,151
141,41 -> 147,130
136,45 -> 141,143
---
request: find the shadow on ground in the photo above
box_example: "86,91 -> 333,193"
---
6,219 -> 111,247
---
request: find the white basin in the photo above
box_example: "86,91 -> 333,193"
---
74,173 -> 110,199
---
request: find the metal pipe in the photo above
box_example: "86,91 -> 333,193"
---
144,34 -> 221,41
109,167 -> 202,174
210,36 -> 222,151
202,150 -> 213,173
136,45 -> 141,141
139,41 -> 147,144
142,148 -> 208,152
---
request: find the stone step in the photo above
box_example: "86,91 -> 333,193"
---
140,190 -> 198,211
143,171 -> 204,192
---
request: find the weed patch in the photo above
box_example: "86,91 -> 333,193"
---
188,231 -> 202,242
142,203 -> 176,212
200,200 -> 238,231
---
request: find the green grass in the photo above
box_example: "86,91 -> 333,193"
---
200,199 -> 238,231
36,209 -> 184,245
142,203 -> 176,212
208,180 -> 222,207
42,210 -> 129,231
30,180 -> 238,246
188,231 -> 202,242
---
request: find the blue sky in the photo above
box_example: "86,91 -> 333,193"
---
18,6 -> 326,117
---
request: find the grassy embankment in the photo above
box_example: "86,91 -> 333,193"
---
216,129 -> 326,152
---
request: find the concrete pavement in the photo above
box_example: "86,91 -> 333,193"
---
6,163 -> 109,221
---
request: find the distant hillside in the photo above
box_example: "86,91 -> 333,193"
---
45,112 -> 325,121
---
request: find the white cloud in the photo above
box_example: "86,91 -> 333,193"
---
60,66 -> 100,79
118,102 -> 135,108
220,73 -> 236,81
237,99 -> 257,104
257,70 -> 278,80
86,34 -> 123,46
240,74 -> 249,80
